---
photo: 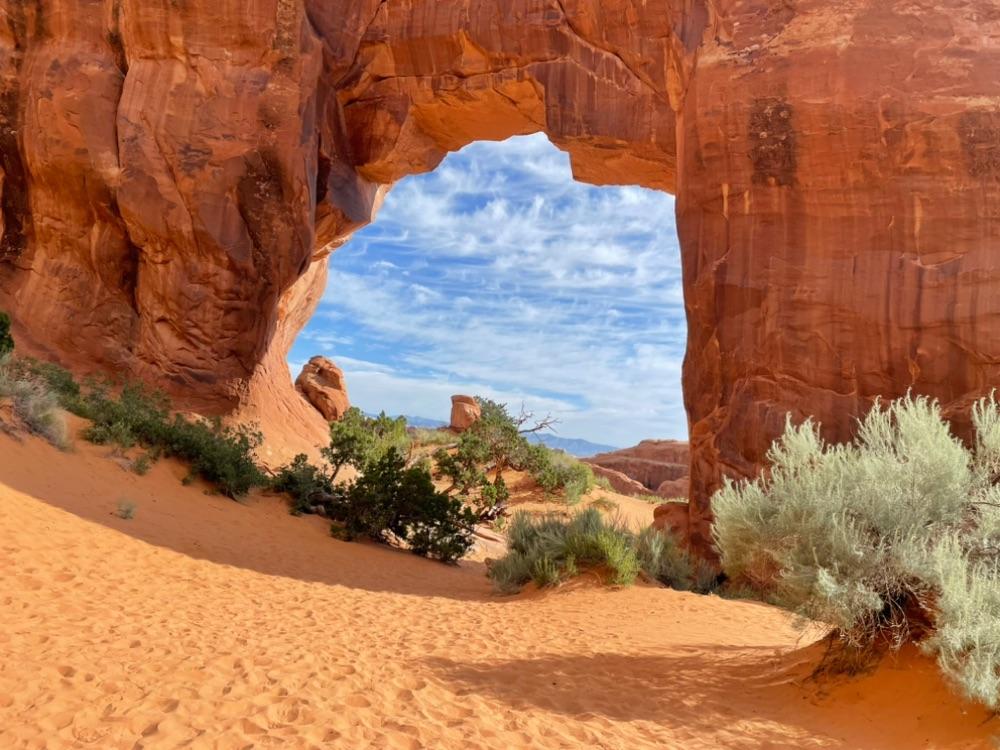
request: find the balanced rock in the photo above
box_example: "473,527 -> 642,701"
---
295,357 -> 350,422
450,396 -> 481,433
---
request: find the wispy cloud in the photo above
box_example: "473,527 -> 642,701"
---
290,134 -> 686,447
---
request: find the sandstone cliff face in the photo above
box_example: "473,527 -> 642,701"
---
586,440 -> 690,495
3,1 -> 1000,550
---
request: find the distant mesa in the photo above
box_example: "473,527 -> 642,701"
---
449,395 -> 481,432
296,356 -> 350,422
585,440 -> 690,500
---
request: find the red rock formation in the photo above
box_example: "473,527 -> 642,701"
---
296,356 -> 350,422
656,478 -> 690,501
2,1 -> 1000,550
449,395 -> 481,433
588,464 -> 650,498
586,440 -> 689,494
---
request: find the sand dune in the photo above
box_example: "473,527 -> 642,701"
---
0,426 -> 993,748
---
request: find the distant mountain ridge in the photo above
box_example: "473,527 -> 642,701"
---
395,415 -> 620,458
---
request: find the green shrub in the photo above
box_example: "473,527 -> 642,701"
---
594,475 -> 613,491
6,360 -> 266,498
712,394 -> 1000,707
0,358 -> 68,448
161,417 -> 265,498
12,358 -> 83,406
334,450 -> 476,563
131,453 -> 152,476
116,500 -> 136,520
523,443 -> 595,503
488,508 -> 641,593
272,453 -> 335,515
634,526 -> 717,593
322,407 -> 410,481
410,427 -> 457,448
0,312 -> 13,357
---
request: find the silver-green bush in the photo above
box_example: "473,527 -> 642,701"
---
0,356 -> 68,448
635,526 -> 717,593
488,508 -> 640,593
712,393 -> 1000,707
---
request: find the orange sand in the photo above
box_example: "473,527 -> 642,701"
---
0,426 -> 993,748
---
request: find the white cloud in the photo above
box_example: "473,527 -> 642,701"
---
293,134 -> 686,447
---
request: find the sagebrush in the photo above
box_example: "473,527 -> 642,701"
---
9,358 -> 265,497
487,508 -> 699,594
0,355 -> 68,448
712,394 -> 1000,708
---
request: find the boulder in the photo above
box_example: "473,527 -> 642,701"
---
588,464 -> 650,497
450,395 -> 481,433
295,357 -> 350,422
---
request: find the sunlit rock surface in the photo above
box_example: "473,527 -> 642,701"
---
449,395 -> 481,433
2,1 -> 1000,548
296,356 -> 350,422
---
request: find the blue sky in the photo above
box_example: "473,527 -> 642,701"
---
290,134 -> 686,448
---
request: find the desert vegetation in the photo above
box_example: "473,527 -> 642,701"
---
488,507 -> 707,595
431,397 -> 594,517
0,312 -> 13,357
274,399 -> 600,562
274,408 -> 476,563
0,349 -> 606,566
0,324 -> 68,448
712,394 -> 1000,709
4,357 -> 266,497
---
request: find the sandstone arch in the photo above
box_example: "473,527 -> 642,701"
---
2,1 -> 1000,551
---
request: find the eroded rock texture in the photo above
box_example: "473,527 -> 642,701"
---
2,1 -> 1000,549
296,356 -> 350,421
449,395 -> 481,433
585,441 -> 690,496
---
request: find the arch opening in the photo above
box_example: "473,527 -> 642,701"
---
291,134 -> 686,453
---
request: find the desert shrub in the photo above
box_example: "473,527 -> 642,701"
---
0,357 -> 69,448
410,427 -> 457,447
436,400 -> 590,513
116,500 -> 136,520
333,450 -> 476,563
322,407 -> 410,480
161,417 -> 265,498
432,433 -> 510,522
488,508 -> 641,593
131,453 -> 152,476
5,357 -> 83,409
272,453 -> 335,515
0,312 -> 13,357
594,475 -> 613,491
712,393 -> 1000,707
6,360 -> 266,498
634,526 -> 718,593
528,445 -> 595,502
637,494 -> 667,505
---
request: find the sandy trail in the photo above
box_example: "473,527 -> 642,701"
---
0,427 -> 992,749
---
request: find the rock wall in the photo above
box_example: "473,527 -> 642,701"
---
2,1 -> 1000,550
585,440 -> 689,495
